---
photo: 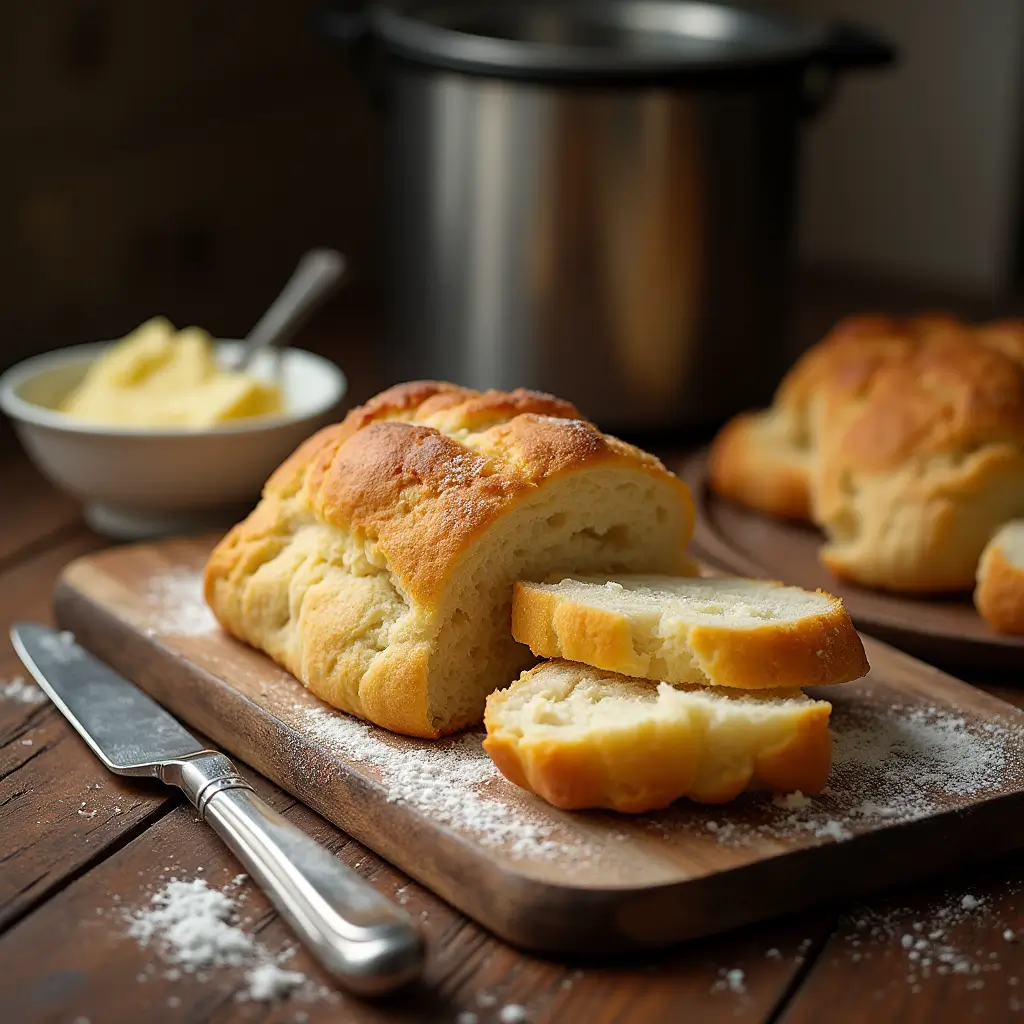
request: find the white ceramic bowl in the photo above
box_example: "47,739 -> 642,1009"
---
0,340 -> 346,540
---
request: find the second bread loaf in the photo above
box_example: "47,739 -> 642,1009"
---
512,575 -> 868,690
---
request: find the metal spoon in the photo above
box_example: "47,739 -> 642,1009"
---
227,248 -> 347,373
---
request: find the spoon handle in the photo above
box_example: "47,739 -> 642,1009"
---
234,249 -> 347,371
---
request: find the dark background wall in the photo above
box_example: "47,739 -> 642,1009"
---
0,1 -> 384,369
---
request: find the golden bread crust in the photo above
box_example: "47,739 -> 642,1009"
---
483,662 -> 833,813
705,411 -> 813,520
708,315 -> 1024,593
511,579 -> 868,689
205,381 -> 695,737
975,528 -> 1024,634
263,386 -> 679,607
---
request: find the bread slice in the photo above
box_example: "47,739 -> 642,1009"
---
483,660 -> 832,812
512,575 -> 868,690
975,521 -> 1024,634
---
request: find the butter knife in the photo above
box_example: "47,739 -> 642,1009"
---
10,622 -> 424,997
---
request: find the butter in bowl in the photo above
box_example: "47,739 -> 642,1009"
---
0,317 -> 345,540
60,317 -> 286,430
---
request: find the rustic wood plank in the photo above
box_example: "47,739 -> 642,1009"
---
0,429 -> 83,567
50,537 -> 1024,957
778,856 -> 1024,1024
0,757 -> 831,1024
0,531 -> 179,929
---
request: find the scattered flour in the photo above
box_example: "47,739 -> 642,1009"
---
0,676 -> 46,705
499,1006 -> 528,1024
710,966 -> 747,996
296,703 -> 597,861
127,878 -> 256,968
289,691 -> 1022,864
242,964 -> 307,1002
840,887 -> 1021,990
725,969 -> 746,994
773,791 -> 812,810
141,569 -> 217,637
699,697 -> 1022,847
124,876 -> 322,1005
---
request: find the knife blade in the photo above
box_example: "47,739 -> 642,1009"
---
12,622 -> 204,772
10,622 -> 424,998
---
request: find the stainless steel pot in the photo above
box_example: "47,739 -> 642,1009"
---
324,1 -> 894,433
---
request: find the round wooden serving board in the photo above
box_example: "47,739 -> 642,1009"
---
679,450 -> 1024,676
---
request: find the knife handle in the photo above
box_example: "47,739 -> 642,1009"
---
166,752 -> 425,997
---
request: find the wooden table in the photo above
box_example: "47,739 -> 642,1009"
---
2,429 -> 1024,1024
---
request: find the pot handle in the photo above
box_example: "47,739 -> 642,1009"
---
801,20 -> 897,119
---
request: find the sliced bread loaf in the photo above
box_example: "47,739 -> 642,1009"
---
512,575 -> 868,690
205,382 -> 695,738
483,660 -> 832,812
975,521 -> 1024,634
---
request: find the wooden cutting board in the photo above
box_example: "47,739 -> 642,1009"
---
53,538 -> 1024,955
679,451 -> 1024,675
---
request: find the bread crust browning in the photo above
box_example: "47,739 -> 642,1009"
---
204,381 -> 695,737
260,386 -> 687,608
975,527 -> 1024,634
483,664 -> 833,813
511,580 -> 868,690
706,411 -> 813,521
708,315 -> 1024,593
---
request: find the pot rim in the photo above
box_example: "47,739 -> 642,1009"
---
323,0 -> 894,84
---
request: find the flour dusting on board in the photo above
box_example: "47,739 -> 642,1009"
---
293,687 -> 1023,860
141,568 -> 217,636
742,697 -> 1022,845
296,703 -> 586,859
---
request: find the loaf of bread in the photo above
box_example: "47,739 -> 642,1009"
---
203,382 -> 696,737
709,315 -> 1024,592
512,575 -> 868,690
975,521 -> 1024,634
483,660 -> 833,812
